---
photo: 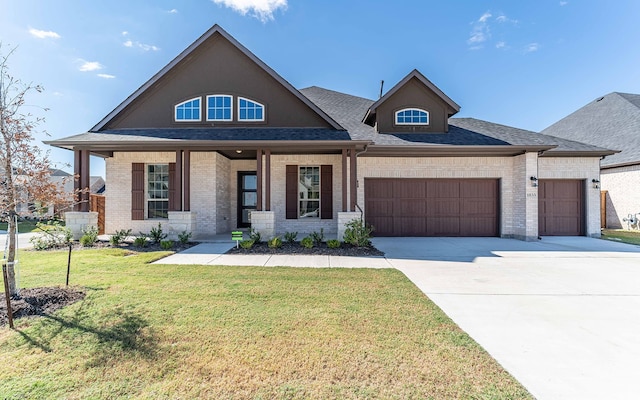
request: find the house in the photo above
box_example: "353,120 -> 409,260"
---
46,25 -> 614,241
542,93 -> 638,229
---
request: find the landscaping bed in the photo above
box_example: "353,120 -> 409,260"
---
0,286 -> 85,326
226,241 -> 384,257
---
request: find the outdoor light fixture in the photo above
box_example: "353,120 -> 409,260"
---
592,179 -> 600,189
530,176 -> 538,187
235,150 -> 243,154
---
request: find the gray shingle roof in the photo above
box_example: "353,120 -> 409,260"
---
300,86 -> 610,153
541,92 -> 638,167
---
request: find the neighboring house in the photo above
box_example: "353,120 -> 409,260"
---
46,25 -> 614,241
542,93 -> 638,229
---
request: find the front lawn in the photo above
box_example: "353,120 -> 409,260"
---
0,221 -> 43,233
0,248 -> 532,399
601,229 -> 640,245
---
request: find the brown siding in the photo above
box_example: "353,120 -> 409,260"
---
131,163 -> 145,220
376,77 -> 452,133
365,178 -> 498,237
285,165 -> 298,219
320,165 -> 332,219
538,180 -> 584,236
105,33 -> 332,130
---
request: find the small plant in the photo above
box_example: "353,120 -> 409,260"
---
327,239 -> 341,249
148,223 -> 168,244
109,228 -> 132,246
284,231 -> 298,244
160,240 -> 174,250
240,239 -> 255,249
249,228 -> 261,243
178,230 -> 193,244
309,228 -> 325,246
343,218 -> 374,247
78,225 -> 99,247
268,236 -> 283,249
79,234 -> 95,247
133,235 -> 148,248
300,236 -> 314,249
30,221 -> 73,250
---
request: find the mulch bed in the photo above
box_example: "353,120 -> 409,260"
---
226,242 -> 384,257
0,286 -> 86,327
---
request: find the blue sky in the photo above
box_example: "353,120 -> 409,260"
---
2,0 -> 640,177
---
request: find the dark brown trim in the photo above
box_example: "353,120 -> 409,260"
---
73,150 -> 81,211
342,149 -> 348,212
80,150 -> 90,212
285,165 -> 297,219
183,150 -> 191,211
349,148 -> 357,212
174,151 -> 183,211
264,149 -> 271,211
320,165 -> 333,219
256,148 -> 263,211
168,163 -> 177,211
131,163 -> 145,220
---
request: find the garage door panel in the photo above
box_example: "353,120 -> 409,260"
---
365,178 -> 498,237
538,180 -> 584,236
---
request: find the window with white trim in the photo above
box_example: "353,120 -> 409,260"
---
395,108 -> 429,125
174,97 -> 201,121
238,97 -> 265,121
147,164 -> 169,219
206,95 -> 233,121
298,166 -> 320,218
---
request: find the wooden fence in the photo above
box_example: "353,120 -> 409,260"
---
90,194 -> 105,234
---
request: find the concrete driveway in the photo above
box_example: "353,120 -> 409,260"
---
373,236 -> 640,400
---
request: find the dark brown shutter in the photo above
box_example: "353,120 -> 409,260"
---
321,165 -> 333,219
168,162 -> 177,211
286,165 -> 298,219
131,163 -> 145,220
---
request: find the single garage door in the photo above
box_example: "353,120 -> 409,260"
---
538,179 -> 585,236
365,178 -> 499,237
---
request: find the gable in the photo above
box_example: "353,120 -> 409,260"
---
98,28 -> 338,131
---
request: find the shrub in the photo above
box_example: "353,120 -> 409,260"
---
110,229 -> 132,246
284,231 -> 298,244
343,218 -> 374,247
80,225 -> 99,247
30,221 -> 73,250
268,236 -> 283,249
178,230 -> 192,244
309,229 -> 325,246
160,240 -> 174,250
133,236 -> 148,248
326,239 -> 341,249
249,228 -> 261,243
148,223 -> 168,244
80,234 -> 95,247
300,236 -> 314,249
240,239 -> 255,249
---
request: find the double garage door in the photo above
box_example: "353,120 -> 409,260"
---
365,178 -> 585,237
365,178 -> 499,237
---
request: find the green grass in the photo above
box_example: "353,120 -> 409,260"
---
601,229 -> 640,245
0,221 -> 42,233
0,248 -> 532,399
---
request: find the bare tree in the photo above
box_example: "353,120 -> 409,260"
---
1,44 -> 68,296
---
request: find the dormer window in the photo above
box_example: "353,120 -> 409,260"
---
206,95 -> 233,121
238,97 -> 265,121
174,97 -> 201,122
395,108 -> 429,125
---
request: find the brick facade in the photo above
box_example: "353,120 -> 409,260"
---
600,164 -> 640,229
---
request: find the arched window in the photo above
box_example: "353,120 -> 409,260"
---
238,97 -> 265,121
395,108 -> 429,125
174,97 -> 201,122
206,95 -> 233,121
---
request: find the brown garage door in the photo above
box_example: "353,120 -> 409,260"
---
538,180 -> 584,236
365,178 -> 499,237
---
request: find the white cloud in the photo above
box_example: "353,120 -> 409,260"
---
478,12 -> 492,23
97,73 -> 116,79
560,1 -> 568,5
122,31 -> 129,36
468,11 -> 492,47
168,8 -> 178,13
123,40 -> 133,47
212,0 -> 287,22
78,60 -> 104,72
525,43 -> 540,53
29,28 -> 61,39
496,41 -> 506,49
123,39 -> 159,51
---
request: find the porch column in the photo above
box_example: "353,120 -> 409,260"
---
256,148 -> 263,211
73,149 -> 81,211
264,149 -> 271,211
342,149 -> 348,212
175,150 -> 183,211
183,150 -> 191,211
350,147 -> 357,212
80,149 -> 90,212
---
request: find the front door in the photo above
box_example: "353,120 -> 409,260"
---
238,172 -> 257,228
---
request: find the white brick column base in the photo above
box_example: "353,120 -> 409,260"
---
250,211 -> 275,240
167,211 -> 197,240
65,211 -> 98,240
337,212 -> 362,241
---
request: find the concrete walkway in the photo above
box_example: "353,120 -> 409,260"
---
153,236 -> 640,399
